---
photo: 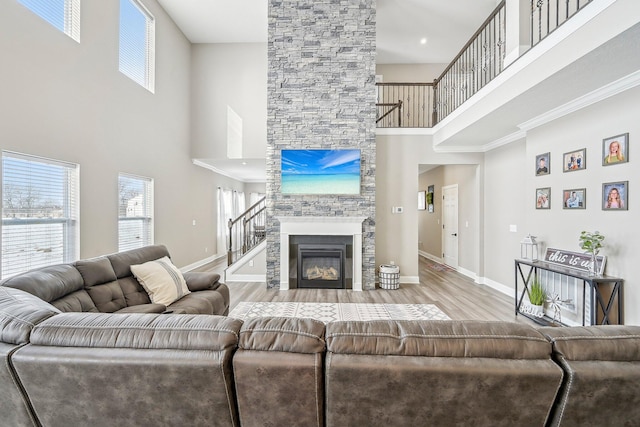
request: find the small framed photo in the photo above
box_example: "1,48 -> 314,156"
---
602,181 -> 628,210
418,191 -> 426,210
602,133 -> 629,166
535,153 -> 550,176
563,148 -> 586,172
536,187 -> 550,209
563,188 -> 585,209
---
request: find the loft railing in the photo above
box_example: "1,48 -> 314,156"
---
376,83 -> 434,127
376,0 -> 593,128
227,196 -> 266,266
433,0 -> 506,123
531,0 -> 593,47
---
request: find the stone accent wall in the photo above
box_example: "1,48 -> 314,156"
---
266,0 -> 376,290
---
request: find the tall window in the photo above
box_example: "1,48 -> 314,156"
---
17,0 -> 81,42
118,174 -> 153,252
1,151 -> 79,278
119,0 -> 155,92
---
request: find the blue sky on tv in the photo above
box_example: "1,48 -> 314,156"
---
282,150 -> 360,175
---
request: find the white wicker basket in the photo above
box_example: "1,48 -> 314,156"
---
379,264 -> 400,290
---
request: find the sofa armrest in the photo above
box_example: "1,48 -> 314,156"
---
183,271 -> 221,292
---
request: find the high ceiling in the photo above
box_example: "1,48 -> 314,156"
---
157,0 -> 500,64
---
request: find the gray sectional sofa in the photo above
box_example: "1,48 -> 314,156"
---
1,283 -> 640,426
1,247 -> 639,426
0,245 -> 230,316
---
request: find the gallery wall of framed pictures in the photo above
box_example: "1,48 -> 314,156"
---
535,133 -> 629,211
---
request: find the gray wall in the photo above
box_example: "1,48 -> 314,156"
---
266,0 -> 377,289
376,135 -> 483,279
191,43 -> 267,160
418,167 -> 444,258
0,0 -> 222,267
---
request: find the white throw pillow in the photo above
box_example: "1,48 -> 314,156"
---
130,256 -> 191,306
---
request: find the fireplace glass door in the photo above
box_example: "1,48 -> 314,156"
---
297,244 -> 346,289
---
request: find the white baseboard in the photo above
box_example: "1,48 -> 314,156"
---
180,254 -> 225,273
477,276 -> 513,297
400,276 -> 419,284
418,251 -> 444,264
456,266 -> 478,282
225,274 -> 266,283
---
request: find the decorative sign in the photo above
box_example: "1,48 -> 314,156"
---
544,248 -> 606,274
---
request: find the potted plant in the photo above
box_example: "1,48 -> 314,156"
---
579,231 -> 605,275
527,279 -> 546,318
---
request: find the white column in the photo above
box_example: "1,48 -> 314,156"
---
504,0 -> 532,67
280,232 -> 289,290
352,232 -> 363,291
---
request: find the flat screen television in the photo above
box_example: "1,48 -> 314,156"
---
281,149 -> 361,195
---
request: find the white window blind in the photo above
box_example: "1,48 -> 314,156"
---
118,174 -> 153,252
119,0 -> 155,92
1,151 -> 79,279
17,0 -> 81,42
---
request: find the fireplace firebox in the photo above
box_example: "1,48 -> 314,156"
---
297,244 -> 346,289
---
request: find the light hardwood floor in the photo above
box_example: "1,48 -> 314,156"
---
204,256 -> 535,324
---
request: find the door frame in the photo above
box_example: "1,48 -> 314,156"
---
441,184 -> 459,269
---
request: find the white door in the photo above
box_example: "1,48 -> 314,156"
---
442,184 -> 459,269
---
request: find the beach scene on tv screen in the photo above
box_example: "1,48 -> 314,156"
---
281,149 -> 361,194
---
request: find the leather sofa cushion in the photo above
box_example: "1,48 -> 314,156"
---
115,303 -> 166,314
52,290 -> 99,313
326,320 -> 552,359
239,317 -> 326,354
539,325 -> 640,361
1,264 -> 84,303
0,287 -> 60,345
75,257 -> 117,287
30,312 -> 242,351
107,244 -> 170,278
168,290 -> 227,315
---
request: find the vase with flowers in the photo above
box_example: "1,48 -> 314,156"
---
579,231 -> 605,276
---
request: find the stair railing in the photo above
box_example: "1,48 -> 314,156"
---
227,196 -> 266,266
531,0 -> 593,47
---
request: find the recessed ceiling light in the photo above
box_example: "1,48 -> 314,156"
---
420,37 -> 428,45
241,162 -> 247,166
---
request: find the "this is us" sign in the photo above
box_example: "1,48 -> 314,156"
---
544,248 -> 606,274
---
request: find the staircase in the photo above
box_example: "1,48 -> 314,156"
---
227,196 -> 266,266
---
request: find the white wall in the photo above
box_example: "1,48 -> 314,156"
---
376,64 -> 447,82
191,43 -> 267,160
0,0 -> 226,267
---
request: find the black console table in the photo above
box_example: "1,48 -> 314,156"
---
515,258 -> 623,326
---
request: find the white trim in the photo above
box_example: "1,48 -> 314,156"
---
400,276 -> 419,284
419,251 -> 444,264
179,254 -> 224,273
483,130 -> 527,152
456,266 -> 477,282
518,70 -> 640,131
192,159 -> 265,183
477,276 -> 513,297
225,274 -> 266,283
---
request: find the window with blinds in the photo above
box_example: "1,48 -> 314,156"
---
119,0 -> 155,92
118,174 -> 153,252
1,151 -> 79,279
17,0 -> 81,42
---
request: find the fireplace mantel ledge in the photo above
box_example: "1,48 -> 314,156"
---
276,216 -> 367,224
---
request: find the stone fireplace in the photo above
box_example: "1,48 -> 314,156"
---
266,0 -> 376,290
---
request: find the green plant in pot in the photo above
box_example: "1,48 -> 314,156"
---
579,231 -> 605,276
527,279 -> 546,318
